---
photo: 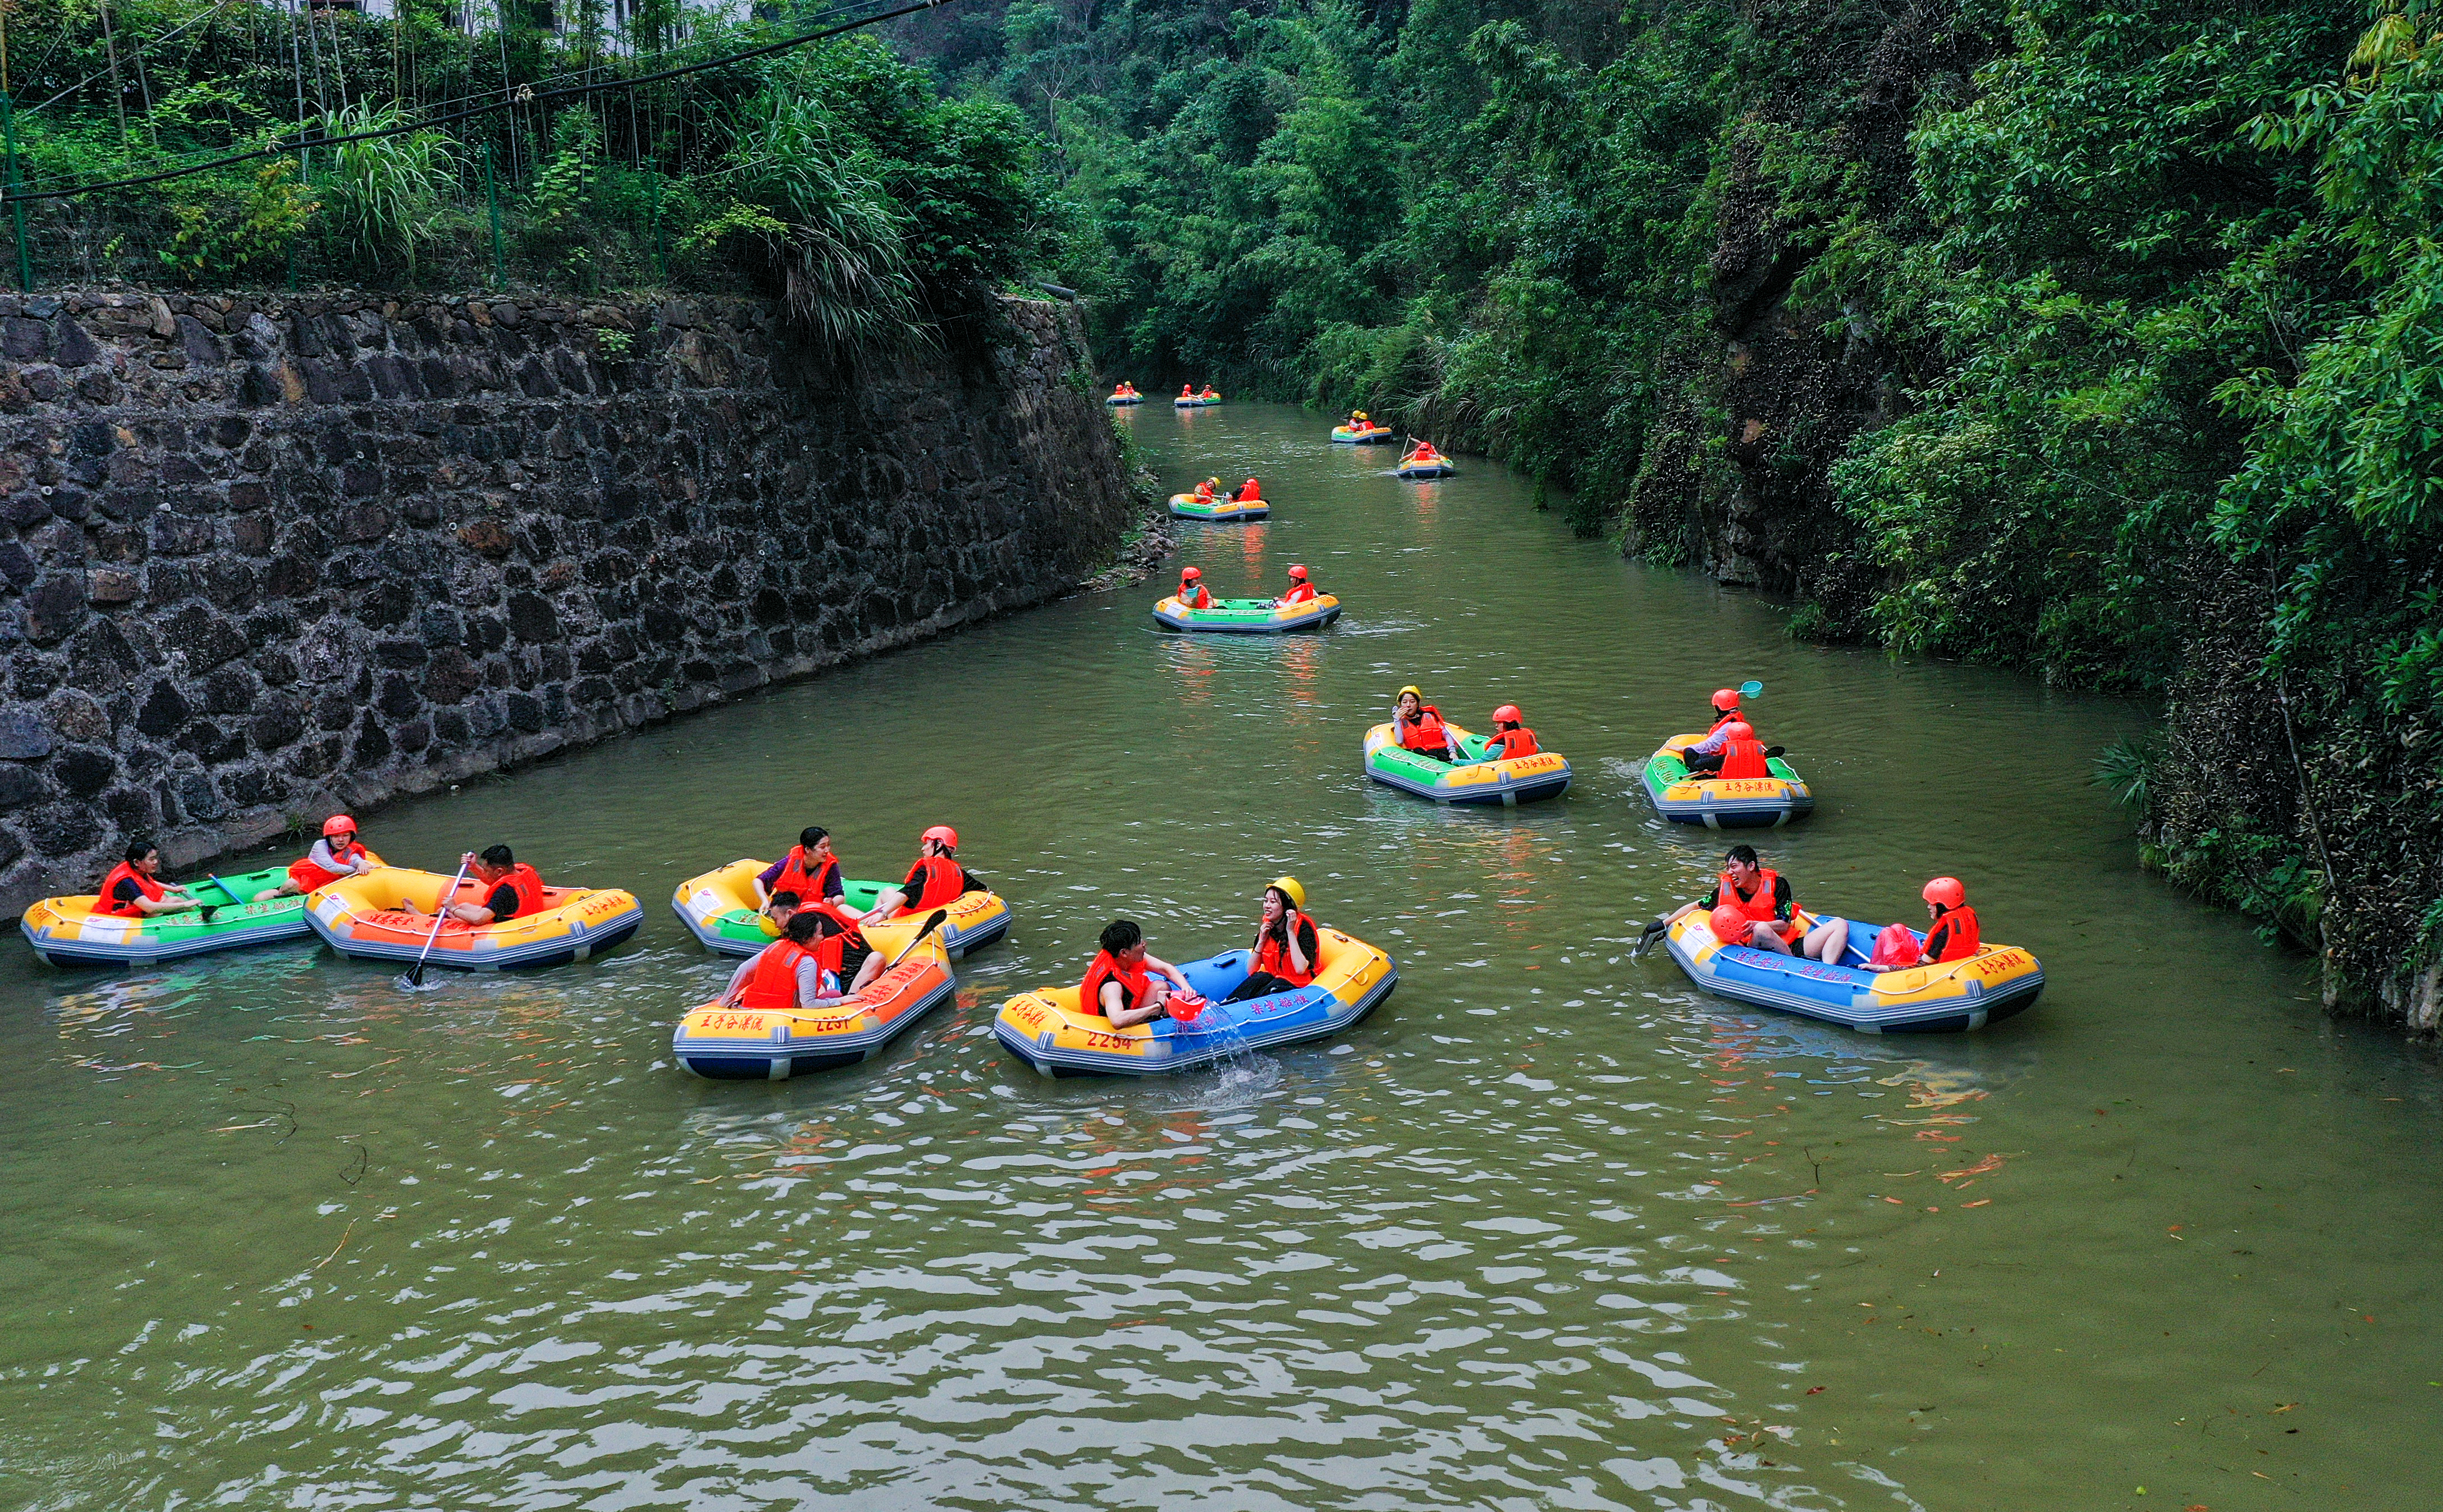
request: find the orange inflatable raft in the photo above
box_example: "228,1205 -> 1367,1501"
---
305,867 -> 643,972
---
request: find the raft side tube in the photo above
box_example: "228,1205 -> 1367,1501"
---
1662,910 -> 2042,1033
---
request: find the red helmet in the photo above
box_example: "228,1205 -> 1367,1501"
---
322,814 -> 356,838
1923,876 -> 1966,909
1722,721 -> 1755,740
1493,704 -> 1522,723
1712,688 -> 1742,712
921,825 -> 959,851
1180,566 -> 1202,581
1288,564 -> 1310,580
1709,905 -> 1752,944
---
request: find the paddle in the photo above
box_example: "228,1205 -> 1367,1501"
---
401,858 -> 473,989
191,873 -> 240,922
882,909 -> 952,972
1632,916 -> 1669,960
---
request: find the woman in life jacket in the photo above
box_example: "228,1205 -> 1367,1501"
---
754,826 -> 854,919
1277,564 -> 1319,606
1234,476 -> 1262,502
1081,918 -> 1193,1029
1683,718 -> 1785,776
1393,685 -> 1459,762
719,909 -> 847,1011
1403,440 -> 1442,464
1868,877 -> 1983,970
95,839 -> 199,918
1647,844 -> 1851,964
258,814 -> 376,899
869,826 -> 977,920
1200,386 -> 1219,400
1177,566 -> 1213,610
1488,705 -> 1540,759
398,844 -> 542,927
1225,876 -> 1321,1002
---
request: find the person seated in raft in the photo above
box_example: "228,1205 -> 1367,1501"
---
1403,440 -> 1444,464
1226,877 -> 1320,1003
96,839 -> 200,918
1679,689 -> 1775,775
1865,877 -> 1983,972
1681,720 -> 1786,778
1192,476 -> 1220,503
1180,384 -> 1196,400
720,910 -> 846,1011
397,845 -> 543,927
1348,409 -> 1371,429
1233,476 -> 1264,502
255,813 -> 377,900
1176,566 -> 1213,610
754,826 -> 855,919
1200,385 -> 1219,400
1392,685 -> 1461,763
1651,844 -> 1851,964
867,826 -> 977,920
1488,704 -> 1540,759
1083,918 -> 1193,1029
1277,563 -> 1319,606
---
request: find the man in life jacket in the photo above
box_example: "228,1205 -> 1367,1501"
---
718,909 -> 850,1012
1181,384 -> 1195,399
1200,385 -> 1219,400
1488,705 -> 1540,759
1177,566 -> 1213,610
95,839 -> 199,918
1868,877 -> 1983,970
1683,718 -> 1785,777
868,826 -> 977,920
1225,877 -> 1321,1003
1405,441 -> 1442,464
398,845 -> 543,927
754,826 -> 855,921
1193,476 -> 1219,503
1393,685 -> 1460,762
1649,844 -> 1851,964
1234,476 -> 1262,502
1081,918 -> 1193,1028
1277,564 -> 1319,606
257,814 -> 377,899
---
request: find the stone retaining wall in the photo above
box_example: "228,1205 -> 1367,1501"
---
0,290 -> 1133,910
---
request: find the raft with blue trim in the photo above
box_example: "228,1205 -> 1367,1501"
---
1363,721 -> 1571,805
992,928 -> 1397,1076
19,856 -> 383,968
1169,492 -> 1269,523
1642,733 -> 1815,828
1663,909 -> 2043,1033
306,866 -> 642,971
1106,393 -> 1143,406
672,934 -> 956,1080
670,858 -> 1010,960
1332,423 -> 1394,444
1174,393 -> 1222,408
1396,454 -> 1456,478
1154,593 -> 1341,633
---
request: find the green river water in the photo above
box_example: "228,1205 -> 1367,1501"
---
3,401 -> 2436,1511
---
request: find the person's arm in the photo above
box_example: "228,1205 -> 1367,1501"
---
1099,977 -> 1156,1028
131,885 -> 195,917
1687,727 -> 1730,755
798,956 -> 837,1007
753,858 -> 785,908
1144,952 -> 1192,991
451,881 -> 512,926
719,957 -> 757,1006
1284,916 -> 1313,977
1773,876 -> 1795,922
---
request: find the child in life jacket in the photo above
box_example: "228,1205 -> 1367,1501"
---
258,814 -> 377,899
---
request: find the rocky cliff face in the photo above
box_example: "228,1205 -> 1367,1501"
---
0,290 -> 1133,910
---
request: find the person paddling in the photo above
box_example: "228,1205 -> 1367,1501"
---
1177,566 -> 1213,609
1393,685 -> 1460,763
1645,845 -> 1850,964
1226,877 -> 1320,1002
1277,563 -> 1319,606
95,840 -> 199,918
397,845 -> 541,927
258,814 -> 376,900
868,826 -> 976,920
1082,918 -> 1193,1028
1403,440 -> 1443,465
1866,878 -> 1983,971
1488,705 -> 1540,759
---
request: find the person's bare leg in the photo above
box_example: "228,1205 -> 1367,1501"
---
849,951 -> 886,994
1805,918 -> 1850,964
1746,922 -> 1794,955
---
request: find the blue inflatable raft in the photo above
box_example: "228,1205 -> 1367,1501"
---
1663,910 -> 2044,1033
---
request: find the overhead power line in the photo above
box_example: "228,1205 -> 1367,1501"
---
0,0 -> 955,208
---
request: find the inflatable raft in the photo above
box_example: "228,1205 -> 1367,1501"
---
308,867 -> 642,971
1663,910 -> 2043,1033
672,934 -> 955,1080
993,929 -> 1397,1076
1168,492 -> 1270,523
1363,722 -> 1571,805
1396,455 -> 1456,479
19,858 -> 381,968
1153,593 -> 1341,633
1174,393 -> 1222,408
670,858 -> 1011,960
1332,423 -> 1394,444
1106,393 -> 1143,406
1642,734 -> 1815,828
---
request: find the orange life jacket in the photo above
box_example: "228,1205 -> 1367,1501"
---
1195,482 -> 1215,501
1718,737 -> 1770,780
1279,583 -> 1317,604
1253,917 -> 1319,988
286,839 -> 369,892
901,856 -> 968,913
1181,386 -> 1193,397
739,938 -> 844,1012
1399,705 -> 1448,753
1181,585 -> 1212,608
1709,709 -> 1741,734
493,863 -> 546,921
1081,949 -> 1154,1019
1236,480 -> 1261,501
772,846 -> 835,904
97,861 -> 166,917
1718,867 -> 1790,924
1492,726 -> 1540,759
1925,905 -> 1982,963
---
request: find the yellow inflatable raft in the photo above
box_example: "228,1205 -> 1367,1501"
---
672,933 -> 955,1080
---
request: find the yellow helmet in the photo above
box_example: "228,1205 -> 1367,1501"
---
1397,684 -> 1422,701
1268,876 -> 1307,910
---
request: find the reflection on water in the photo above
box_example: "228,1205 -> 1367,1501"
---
0,402 -> 2435,1511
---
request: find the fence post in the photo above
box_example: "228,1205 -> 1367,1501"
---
648,164 -> 665,282
1,91 -> 31,292
290,146 -> 308,292
482,142 -> 506,292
